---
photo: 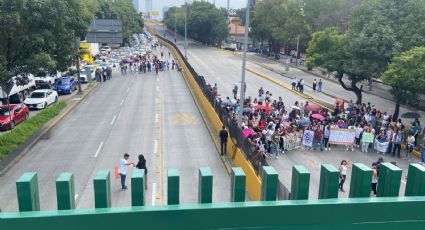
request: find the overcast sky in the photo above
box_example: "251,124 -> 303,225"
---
153,0 -> 246,16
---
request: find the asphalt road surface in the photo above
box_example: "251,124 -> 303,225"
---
0,48 -> 229,211
156,25 -> 418,199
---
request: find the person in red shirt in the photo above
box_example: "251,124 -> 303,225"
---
313,127 -> 324,151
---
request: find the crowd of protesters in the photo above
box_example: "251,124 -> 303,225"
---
211,84 -> 425,165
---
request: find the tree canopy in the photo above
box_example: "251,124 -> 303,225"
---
0,0 -> 142,93
164,1 -> 228,45
383,47 -> 425,118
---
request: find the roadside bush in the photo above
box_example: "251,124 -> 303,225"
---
0,101 -> 67,160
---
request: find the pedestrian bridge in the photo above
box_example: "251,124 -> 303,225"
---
1,163 -> 425,229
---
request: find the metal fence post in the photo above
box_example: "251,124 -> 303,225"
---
349,163 -> 372,198
405,163 -> 425,196
93,170 -> 111,208
168,168 -> 180,205
377,163 -> 402,197
231,167 -> 246,202
16,172 -> 40,212
131,169 -> 145,206
56,173 -> 75,210
291,165 -> 310,200
198,167 -> 213,203
261,166 -> 278,201
318,164 -> 339,199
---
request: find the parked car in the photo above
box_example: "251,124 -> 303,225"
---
34,70 -> 57,86
53,77 -> 77,94
24,89 -> 58,109
0,104 -> 29,130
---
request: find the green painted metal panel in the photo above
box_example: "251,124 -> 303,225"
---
349,163 -> 372,198
167,168 -> 180,205
231,167 -> 246,202
291,165 -> 310,200
377,163 -> 402,197
55,173 -> 75,210
131,169 -> 145,206
261,166 -> 278,201
2,197 -> 425,230
16,172 -> 40,212
405,164 -> 425,196
198,167 -> 213,203
93,170 -> 111,208
318,164 -> 339,199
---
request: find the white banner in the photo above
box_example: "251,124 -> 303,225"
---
329,128 -> 355,145
374,140 -> 389,153
302,130 -> 315,147
284,132 -> 302,150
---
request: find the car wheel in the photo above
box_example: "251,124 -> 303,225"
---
54,97 -> 58,103
25,113 -> 29,120
44,102 -> 47,109
10,121 -> 15,130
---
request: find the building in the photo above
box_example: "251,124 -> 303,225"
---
132,0 -> 142,13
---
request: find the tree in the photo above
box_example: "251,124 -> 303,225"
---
0,0 -> 95,97
383,47 -> 425,119
163,2 -> 228,46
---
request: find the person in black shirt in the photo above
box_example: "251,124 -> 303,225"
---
219,126 -> 229,156
136,154 -> 148,190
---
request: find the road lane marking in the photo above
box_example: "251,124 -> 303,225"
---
153,140 -> 158,154
94,141 -> 104,158
110,115 -> 117,125
155,114 -> 159,123
120,99 -> 124,106
401,180 -> 406,184
75,194 -> 79,201
126,87 -> 130,93
152,183 -> 157,205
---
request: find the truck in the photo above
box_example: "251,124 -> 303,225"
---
79,42 -> 100,65
0,75 -> 36,105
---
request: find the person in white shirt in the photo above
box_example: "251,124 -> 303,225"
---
406,134 -> 415,161
119,153 -> 134,189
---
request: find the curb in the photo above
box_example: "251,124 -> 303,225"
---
0,83 -> 98,176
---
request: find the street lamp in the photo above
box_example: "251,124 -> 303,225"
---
237,0 -> 251,128
184,0 -> 188,61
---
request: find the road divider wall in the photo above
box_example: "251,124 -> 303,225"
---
153,33 -> 262,200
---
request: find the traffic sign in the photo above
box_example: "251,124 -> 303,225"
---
231,17 -> 241,25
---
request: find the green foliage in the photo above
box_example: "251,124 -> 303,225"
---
164,1 -> 228,45
0,101 -> 67,160
383,47 -> 425,105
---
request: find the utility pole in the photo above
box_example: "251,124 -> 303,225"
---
174,12 -> 177,43
184,0 -> 188,61
75,38 -> 82,95
237,0 -> 250,128
295,34 -> 299,66
227,0 -> 230,12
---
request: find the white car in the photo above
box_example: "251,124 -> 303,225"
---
24,89 -> 58,109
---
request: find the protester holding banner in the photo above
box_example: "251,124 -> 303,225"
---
361,128 -> 374,153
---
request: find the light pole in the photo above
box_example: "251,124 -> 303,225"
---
75,38 -> 82,95
184,0 -> 188,61
295,34 -> 299,66
174,12 -> 177,43
237,0 -> 250,128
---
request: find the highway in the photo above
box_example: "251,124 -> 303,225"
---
0,48 -> 229,211
156,25 -> 415,198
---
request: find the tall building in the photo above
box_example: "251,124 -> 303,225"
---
132,0 -> 142,13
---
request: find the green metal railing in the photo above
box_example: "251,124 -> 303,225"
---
2,164 -> 425,229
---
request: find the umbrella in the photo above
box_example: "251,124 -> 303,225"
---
242,129 -> 255,138
291,105 -> 301,110
305,104 -> 321,112
401,112 -> 421,119
296,118 -> 311,126
311,113 -> 325,121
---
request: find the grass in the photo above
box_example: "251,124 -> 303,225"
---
0,101 -> 67,160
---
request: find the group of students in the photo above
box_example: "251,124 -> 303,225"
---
94,66 -> 113,82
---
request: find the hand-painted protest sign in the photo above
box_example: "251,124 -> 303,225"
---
374,139 -> 389,152
361,133 -> 375,143
302,130 -> 314,147
328,128 -> 355,144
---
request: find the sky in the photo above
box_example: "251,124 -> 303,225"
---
151,0 -> 246,18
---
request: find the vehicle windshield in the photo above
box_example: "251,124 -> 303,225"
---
58,79 -> 70,84
30,92 -> 46,98
0,108 -> 11,116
